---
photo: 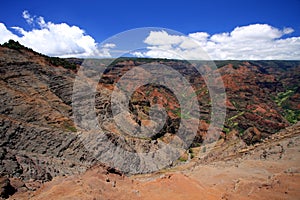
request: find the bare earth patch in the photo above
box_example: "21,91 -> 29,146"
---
9,123 -> 300,200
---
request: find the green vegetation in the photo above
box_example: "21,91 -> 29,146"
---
1,39 -> 42,56
188,148 -> 195,159
1,39 -> 30,50
45,56 -> 77,70
107,57 -> 182,67
228,111 -> 245,121
274,89 -> 294,106
274,88 -> 300,124
178,156 -> 188,162
221,110 -> 246,135
192,142 -> 201,148
284,109 -> 300,124
222,126 -> 230,134
250,60 -> 300,71
65,125 -> 77,132
237,126 -> 246,136
214,60 -> 244,69
145,88 -> 152,96
143,105 -> 150,113
231,100 -> 237,108
1,39 -> 77,70
167,107 -> 192,119
63,121 -> 77,132
214,60 -> 300,71
224,111 -> 244,133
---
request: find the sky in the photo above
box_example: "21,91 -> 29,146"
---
0,0 -> 300,59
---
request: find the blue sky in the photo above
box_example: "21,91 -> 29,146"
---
0,0 -> 300,59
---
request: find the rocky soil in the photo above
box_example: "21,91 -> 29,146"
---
8,122 -> 300,200
0,41 -> 299,199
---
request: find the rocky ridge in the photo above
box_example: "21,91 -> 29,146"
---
0,41 -> 299,198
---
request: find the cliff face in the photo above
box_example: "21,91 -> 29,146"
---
0,43 -> 299,196
0,46 -> 95,184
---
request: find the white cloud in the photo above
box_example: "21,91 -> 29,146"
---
102,43 -> 116,48
2,12 -> 299,60
230,24 -> 284,40
0,11 -> 115,58
131,51 -> 144,57
283,27 -> 294,35
188,32 -> 209,41
144,31 -> 184,46
0,23 -> 18,43
22,10 -> 34,25
134,30 -> 210,60
133,24 -> 300,60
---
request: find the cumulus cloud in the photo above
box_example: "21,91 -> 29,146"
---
0,23 -> 18,43
0,11 -> 115,58
229,24 -> 284,40
144,31 -> 184,46
1,12 -> 299,60
134,30 -> 210,60
133,24 -> 300,60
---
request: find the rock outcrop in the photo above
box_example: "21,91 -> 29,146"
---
0,42 -> 299,197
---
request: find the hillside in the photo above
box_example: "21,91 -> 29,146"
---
9,122 -> 300,200
0,40 -> 299,199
